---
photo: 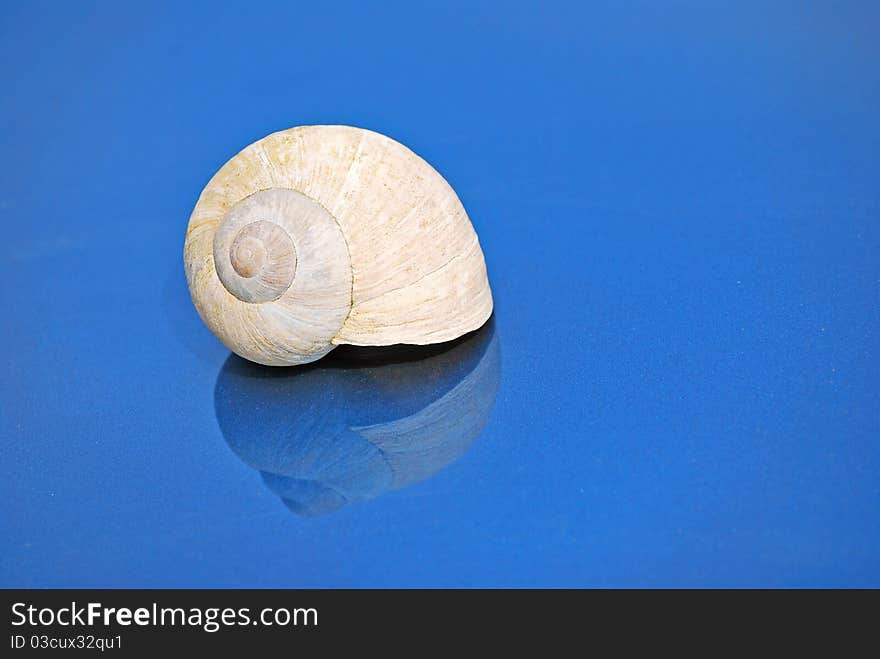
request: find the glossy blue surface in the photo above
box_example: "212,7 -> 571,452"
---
2,1 -> 878,587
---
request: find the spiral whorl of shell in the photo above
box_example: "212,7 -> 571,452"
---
184,125 -> 493,366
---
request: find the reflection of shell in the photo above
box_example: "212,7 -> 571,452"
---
214,319 -> 500,516
185,125 -> 493,366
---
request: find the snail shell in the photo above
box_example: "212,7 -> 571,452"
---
184,125 -> 493,365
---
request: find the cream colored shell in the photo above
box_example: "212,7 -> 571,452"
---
184,125 -> 493,366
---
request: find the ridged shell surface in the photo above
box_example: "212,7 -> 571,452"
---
184,125 -> 493,366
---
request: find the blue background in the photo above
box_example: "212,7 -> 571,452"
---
2,1 -> 878,587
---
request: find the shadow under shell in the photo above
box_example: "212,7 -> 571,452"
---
213,317 -> 501,516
